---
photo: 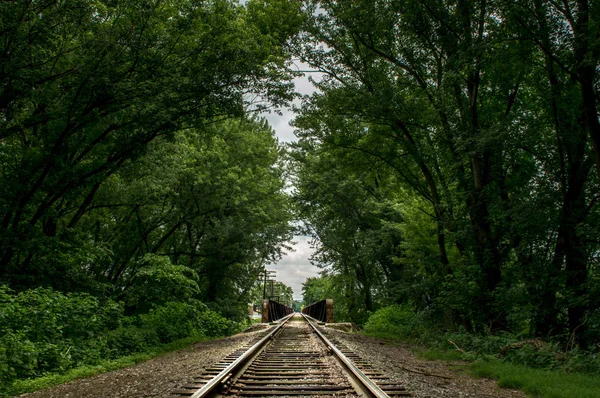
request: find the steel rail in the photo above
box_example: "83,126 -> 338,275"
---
190,312 -> 294,398
301,312 -> 390,398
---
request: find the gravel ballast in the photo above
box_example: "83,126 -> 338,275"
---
21,328 -> 270,398
324,328 -> 526,398
20,324 -> 525,398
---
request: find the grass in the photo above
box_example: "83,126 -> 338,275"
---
417,346 -> 600,397
363,331 -> 600,398
469,359 -> 600,398
0,335 -> 212,397
363,330 -> 404,340
417,348 -> 468,361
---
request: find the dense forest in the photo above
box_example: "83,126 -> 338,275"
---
295,0 -> 600,348
1,0 -> 600,393
0,0 -> 300,387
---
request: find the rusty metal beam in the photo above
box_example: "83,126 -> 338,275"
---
301,299 -> 333,323
261,299 -> 294,323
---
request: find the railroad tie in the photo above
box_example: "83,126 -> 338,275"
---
169,313 -> 411,397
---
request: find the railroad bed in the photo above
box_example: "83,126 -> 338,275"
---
170,313 -> 410,398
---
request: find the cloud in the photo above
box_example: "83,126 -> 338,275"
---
262,61 -> 323,143
262,63 -> 324,300
267,235 -> 320,300
263,111 -> 295,143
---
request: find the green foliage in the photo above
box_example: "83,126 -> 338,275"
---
0,116 -> 292,389
0,286 -> 121,341
0,285 -> 124,382
292,300 -> 302,312
363,305 -> 600,381
105,327 -> 160,358
291,140 -> 403,324
302,276 -> 331,306
292,0 -> 600,347
0,0 -> 295,273
0,287 -> 236,389
0,0 -> 292,392
0,331 -> 38,383
363,305 -> 423,340
76,117 -> 293,319
138,301 -> 232,343
3,334 -> 212,397
126,255 -> 200,311
469,360 -> 600,398
0,0 -> 295,308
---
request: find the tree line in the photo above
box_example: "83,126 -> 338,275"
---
293,0 -> 599,347
0,0 -> 302,318
0,0 -> 305,386
1,0 -> 599,377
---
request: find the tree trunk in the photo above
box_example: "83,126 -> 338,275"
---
573,0 -> 600,179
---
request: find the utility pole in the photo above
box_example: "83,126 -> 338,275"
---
261,269 -> 276,300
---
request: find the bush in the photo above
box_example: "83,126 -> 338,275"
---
0,286 -> 239,386
442,332 -> 518,356
0,286 -> 125,383
362,303 -> 600,378
0,285 -> 123,343
363,304 -> 423,339
565,349 -> 600,375
138,300 -> 233,343
198,305 -> 235,337
105,327 -> 160,357
0,331 -> 38,383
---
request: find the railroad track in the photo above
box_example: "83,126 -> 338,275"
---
170,313 -> 410,397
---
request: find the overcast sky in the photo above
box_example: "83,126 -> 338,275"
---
262,64 -> 323,300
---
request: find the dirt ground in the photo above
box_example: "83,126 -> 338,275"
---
20,325 -> 525,398
20,328 -> 269,398
325,327 -> 526,398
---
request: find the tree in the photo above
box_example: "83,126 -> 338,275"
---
0,0 -> 299,287
68,118 -> 293,319
291,138 -> 404,324
291,0 -> 600,342
498,0 -> 599,345
302,276 -> 331,307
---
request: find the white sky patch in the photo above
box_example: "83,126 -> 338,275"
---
264,61 -> 323,143
262,62 -> 324,300
267,236 -> 320,300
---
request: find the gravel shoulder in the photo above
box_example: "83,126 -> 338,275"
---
20,324 -> 525,398
20,327 -> 271,398
324,327 -> 526,398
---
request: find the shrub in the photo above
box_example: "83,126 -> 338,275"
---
0,285 -> 123,343
363,304 -> 422,339
198,306 -> 235,337
0,286 -> 239,386
362,304 -> 600,377
138,300 -> 232,343
0,331 -> 38,382
139,302 -> 200,343
34,341 -> 74,374
442,332 -> 518,356
105,327 -> 160,357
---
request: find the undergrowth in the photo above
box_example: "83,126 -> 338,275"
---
363,304 -> 600,398
470,360 -> 600,398
0,335 -> 215,397
0,286 -> 247,396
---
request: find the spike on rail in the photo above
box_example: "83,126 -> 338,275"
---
301,299 -> 334,323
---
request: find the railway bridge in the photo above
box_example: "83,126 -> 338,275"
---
169,299 -> 410,397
